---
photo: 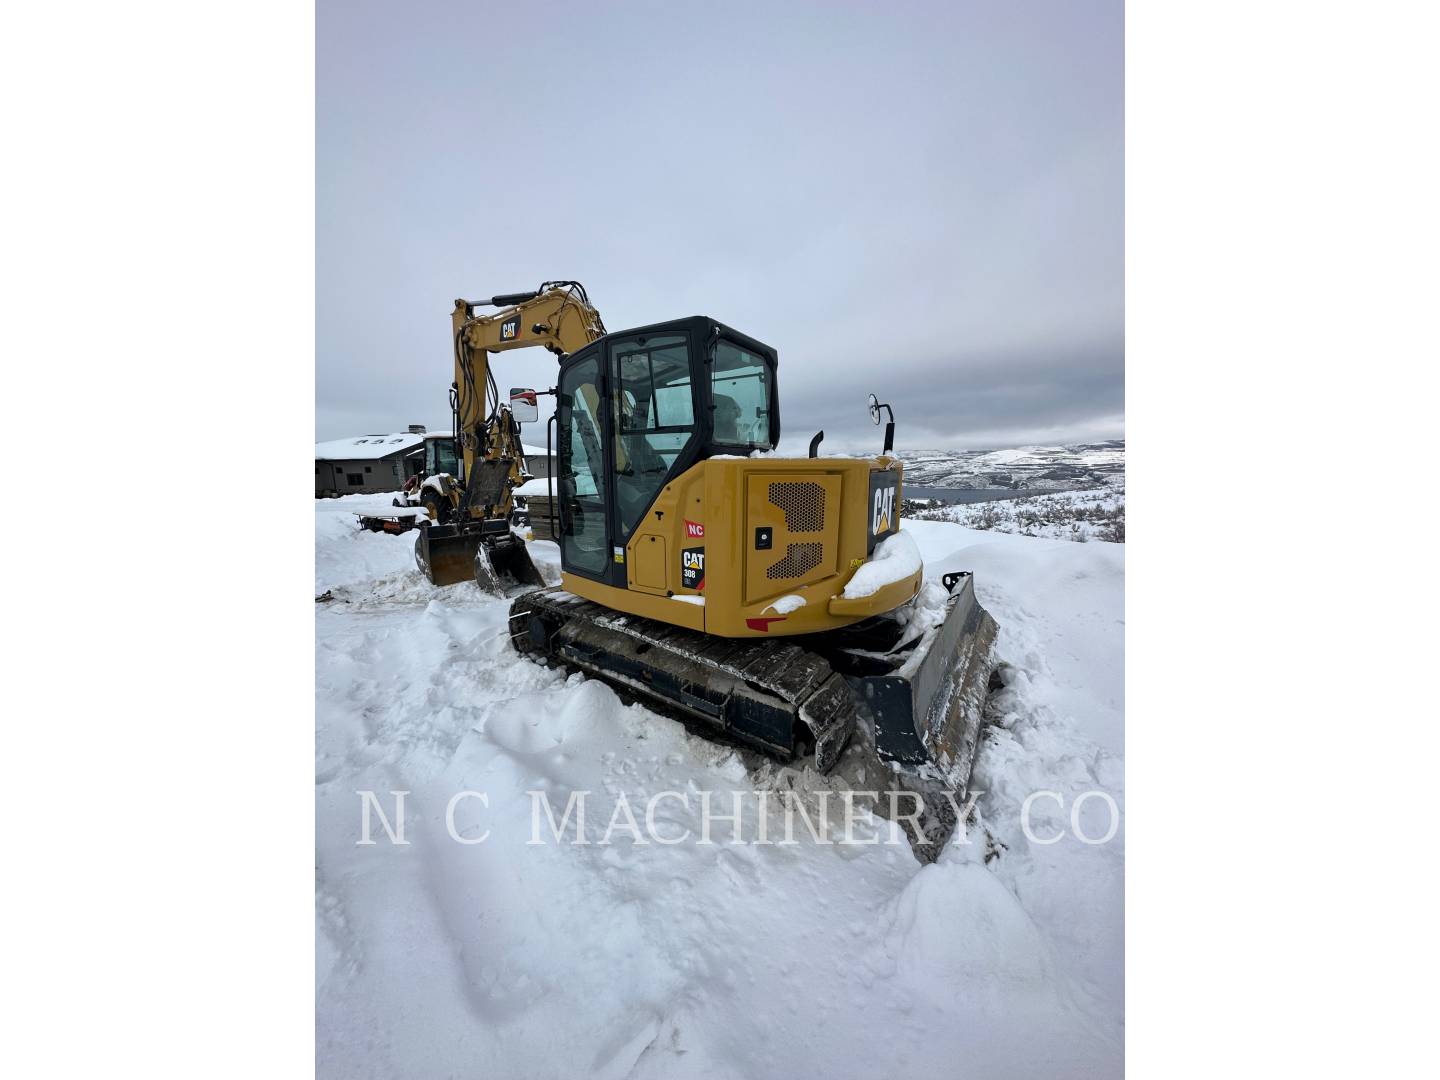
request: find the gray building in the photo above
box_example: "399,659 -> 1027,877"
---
316,426 -> 554,497
520,442 -> 554,479
315,426 -> 427,496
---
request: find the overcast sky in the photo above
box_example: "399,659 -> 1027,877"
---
318,0 -> 1122,452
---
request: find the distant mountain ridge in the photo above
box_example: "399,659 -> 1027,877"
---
897,439 -> 1125,490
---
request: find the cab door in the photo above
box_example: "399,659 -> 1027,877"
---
555,346 -> 612,581
607,331 -> 701,581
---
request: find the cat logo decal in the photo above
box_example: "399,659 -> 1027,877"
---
872,484 -> 896,535
867,472 -> 900,551
681,547 -> 705,590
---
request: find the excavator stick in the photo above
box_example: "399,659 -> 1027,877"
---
416,521 -> 544,594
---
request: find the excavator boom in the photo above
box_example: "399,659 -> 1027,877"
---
416,282 -> 604,593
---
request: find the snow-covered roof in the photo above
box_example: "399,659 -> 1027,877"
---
315,432 -> 550,462
315,432 -> 426,461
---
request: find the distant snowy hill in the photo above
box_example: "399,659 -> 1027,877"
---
897,439 -> 1125,490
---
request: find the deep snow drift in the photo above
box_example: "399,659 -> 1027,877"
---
316,493 -> 1124,1078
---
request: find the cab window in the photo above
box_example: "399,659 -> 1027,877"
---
611,333 -> 697,538
711,341 -> 773,449
426,438 -> 458,475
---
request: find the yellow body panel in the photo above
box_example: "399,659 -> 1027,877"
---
630,532 -> 668,593
577,455 -> 908,638
827,567 -> 922,617
561,572 -> 707,632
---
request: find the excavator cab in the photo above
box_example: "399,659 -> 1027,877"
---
552,317 -> 778,588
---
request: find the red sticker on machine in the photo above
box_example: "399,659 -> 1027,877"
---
684,520 -> 705,538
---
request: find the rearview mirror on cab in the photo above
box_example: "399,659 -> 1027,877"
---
509,387 -> 540,424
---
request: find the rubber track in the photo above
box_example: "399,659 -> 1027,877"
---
510,588 -> 858,771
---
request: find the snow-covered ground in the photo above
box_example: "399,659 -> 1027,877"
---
316,492 -> 1124,1078
909,480 -> 1126,544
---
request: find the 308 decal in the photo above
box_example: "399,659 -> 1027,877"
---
680,547 -> 705,590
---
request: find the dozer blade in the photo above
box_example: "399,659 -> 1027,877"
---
820,572 -> 1000,862
414,523 -> 483,587
508,575 -> 1000,862
848,572 -> 999,780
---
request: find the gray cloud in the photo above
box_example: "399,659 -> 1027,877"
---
318,0 -> 1123,450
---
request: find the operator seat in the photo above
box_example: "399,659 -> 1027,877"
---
713,394 -> 741,443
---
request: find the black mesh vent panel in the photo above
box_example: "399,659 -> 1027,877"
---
768,482 -> 825,533
767,542 -> 824,580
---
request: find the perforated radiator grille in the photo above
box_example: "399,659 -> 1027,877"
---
768,482 -> 825,533
767,542 -> 824,580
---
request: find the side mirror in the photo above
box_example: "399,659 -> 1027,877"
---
509,387 -> 540,424
867,394 -> 896,455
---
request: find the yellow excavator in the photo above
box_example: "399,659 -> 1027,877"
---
423,281 -> 999,859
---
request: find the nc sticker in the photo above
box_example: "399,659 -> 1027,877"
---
681,546 -> 705,590
684,520 -> 705,538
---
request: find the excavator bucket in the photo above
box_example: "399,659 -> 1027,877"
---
473,534 -> 545,597
416,522 -> 545,594
415,522 -> 482,587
